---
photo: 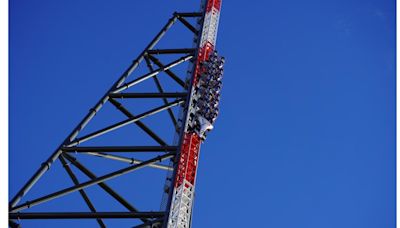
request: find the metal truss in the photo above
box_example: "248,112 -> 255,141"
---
9,11 -> 204,228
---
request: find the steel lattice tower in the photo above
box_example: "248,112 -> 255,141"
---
9,0 -> 223,227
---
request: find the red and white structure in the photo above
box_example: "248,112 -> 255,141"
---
167,0 -> 223,227
9,1 -> 224,227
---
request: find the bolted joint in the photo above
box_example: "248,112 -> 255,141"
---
131,59 -> 140,65
89,108 -> 97,115
41,162 -> 51,171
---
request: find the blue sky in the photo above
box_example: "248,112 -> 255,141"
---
10,0 -> 395,227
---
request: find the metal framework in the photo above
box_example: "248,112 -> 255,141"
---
9,1 -> 223,227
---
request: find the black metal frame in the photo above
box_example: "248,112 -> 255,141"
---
9,11 -> 204,228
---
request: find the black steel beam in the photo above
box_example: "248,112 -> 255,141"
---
113,13 -> 178,90
133,218 -> 164,228
81,152 -> 173,171
144,56 -> 179,129
146,48 -> 195,55
177,16 -> 198,34
59,156 -> 106,227
108,98 -> 167,146
8,220 -> 20,228
9,212 -> 164,220
147,55 -> 186,88
10,153 -> 175,213
62,146 -> 178,152
175,12 -> 202,17
62,153 -> 148,223
67,99 -> 184,147
109,92 -> 187,99
112,55 -> 193,93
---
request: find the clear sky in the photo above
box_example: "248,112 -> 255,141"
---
10,0 -> 395,227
